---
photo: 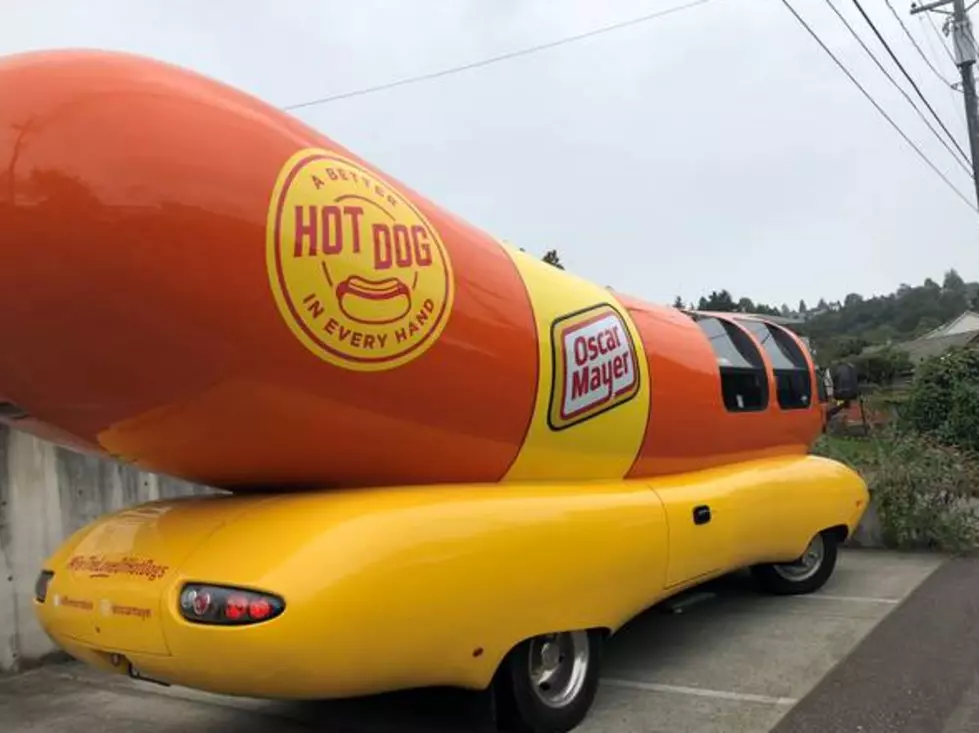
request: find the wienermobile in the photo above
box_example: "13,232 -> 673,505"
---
0,50 -> 868,733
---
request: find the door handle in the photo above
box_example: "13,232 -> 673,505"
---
693,505 -> 711,525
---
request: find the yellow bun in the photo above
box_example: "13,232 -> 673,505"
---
337,276 -> 412,325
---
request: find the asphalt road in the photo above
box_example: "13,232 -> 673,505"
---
1,549 -> 964,733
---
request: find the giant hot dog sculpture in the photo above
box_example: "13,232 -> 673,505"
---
0,49 -> 823,491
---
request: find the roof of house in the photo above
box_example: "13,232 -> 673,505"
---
919,310 -> 979,340
894,330 -> 979,362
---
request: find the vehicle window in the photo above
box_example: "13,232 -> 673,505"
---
736,318 -> 813,410
693,316 -> 768,412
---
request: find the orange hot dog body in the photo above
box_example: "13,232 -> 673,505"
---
0,50 -> 823,491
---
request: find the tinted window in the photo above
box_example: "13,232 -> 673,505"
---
736,319 -> 812,410
694,316 -> 768,412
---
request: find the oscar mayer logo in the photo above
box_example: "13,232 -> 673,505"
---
267,149 -> 454,371
548,304 -> 640,430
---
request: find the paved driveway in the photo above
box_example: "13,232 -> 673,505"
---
0,550 -> 952,732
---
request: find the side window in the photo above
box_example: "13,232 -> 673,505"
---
693,316 -> 769,412
736,319 -> 813,410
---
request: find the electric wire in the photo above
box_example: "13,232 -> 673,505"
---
884,0 -> 956,87
918,11 -> 969,130
281,0 -> 717,111
824,0 -> 970,173
925,11 -> 958,67
780,0 -> 978,212
850,0 -> 971,165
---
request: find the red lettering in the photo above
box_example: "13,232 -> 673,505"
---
613,354 -> 625,379
338,326 -> 352,342
373,224 -> 393,270
393,224 -> 413,267
364,334 -> 376,349
338,169 -> 349,181
587,336 -> 599,361
351,331 -> 363,348
394,327 -> 408,343
305,298 -> 324,319
412,226 -> 433,266
326,168 -> 339,181
324,318 -> 339,335
572,367 -> 590,399
573,336 -> 588,366
601,362 -> 613,391
311,175 -> 325,190
603,329 -> 616,352
321,206 -> 343,255
377,333 -> 388,348
346,206 -> 364,254
589,367 -> 602,392
294,205 -> 318,256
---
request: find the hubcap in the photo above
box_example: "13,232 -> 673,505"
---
773,534 -> 825,582
527,631 -> 590,708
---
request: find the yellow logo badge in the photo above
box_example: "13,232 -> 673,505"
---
267,149 -> 454,370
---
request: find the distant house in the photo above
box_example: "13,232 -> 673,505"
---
893,311 -> 979,364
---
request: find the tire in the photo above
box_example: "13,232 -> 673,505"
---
493,629 -> 603,733
752,529 -> 839,595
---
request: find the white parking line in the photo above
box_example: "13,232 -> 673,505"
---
801,594 -> 901,605
602,677 -> 798,706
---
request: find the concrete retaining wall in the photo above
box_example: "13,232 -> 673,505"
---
0,425 -> 212,673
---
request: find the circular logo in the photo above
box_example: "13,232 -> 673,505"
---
266,149 -> 454,371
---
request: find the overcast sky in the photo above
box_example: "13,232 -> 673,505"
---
4,0 -> 979,309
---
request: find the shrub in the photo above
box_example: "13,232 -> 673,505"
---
813,431 -> 979,552
902,346 -> 979,452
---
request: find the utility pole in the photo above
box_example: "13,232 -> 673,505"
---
912,0 -> 979,207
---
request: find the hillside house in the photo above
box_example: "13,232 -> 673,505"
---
893,310 -> 979,364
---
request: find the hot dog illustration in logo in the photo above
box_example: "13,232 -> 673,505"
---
267,149 -> 454,371
548,304 -> 641,430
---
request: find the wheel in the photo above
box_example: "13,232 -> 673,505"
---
492,629 -> 603,733
751,530 -> 839,595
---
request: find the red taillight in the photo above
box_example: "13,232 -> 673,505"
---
178,584 -> 284,626
248,598 -> 272,620
225,593 -> 249,621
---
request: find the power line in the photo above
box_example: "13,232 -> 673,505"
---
824,0 -> 970,173
779,0 -> 977,212
884,0 -> 956,86
282,0 -> 718,111
850,0 -> 971,164
925,11 -> 958,67
918,11 -> 969,131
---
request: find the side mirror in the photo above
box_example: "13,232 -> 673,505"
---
831,362 -> 860,402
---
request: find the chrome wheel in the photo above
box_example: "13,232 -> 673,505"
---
526,631 -> 590,709
773,534 -> 825,582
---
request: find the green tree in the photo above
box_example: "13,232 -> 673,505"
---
904,347 -> 979,452
542,249 -> 564,269
672,295 -> 685,308
944,268 -> 965,291
698,289 -> 737,312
